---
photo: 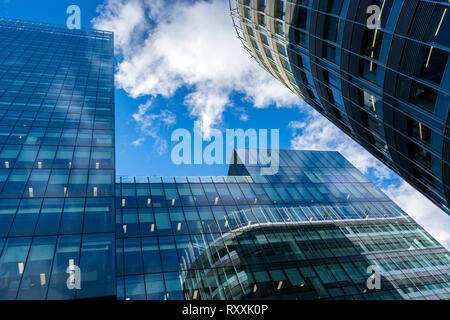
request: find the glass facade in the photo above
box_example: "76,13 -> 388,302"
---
0,17 -> 449,301
230,0 -> 450,216
116,149 -> 450,300
0,18 -> 115,299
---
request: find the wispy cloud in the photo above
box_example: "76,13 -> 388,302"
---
92,0 -> 300,138
131,99 -> 176,155
131,137 -> 145,147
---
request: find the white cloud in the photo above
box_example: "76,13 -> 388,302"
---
92,0 -> 300,138
94,0 -> 146,56
289,109 -> 450,250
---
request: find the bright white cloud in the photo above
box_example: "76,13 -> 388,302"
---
94,0 -> 146,55
92,0 -> 300,138
289,110 -> 450,249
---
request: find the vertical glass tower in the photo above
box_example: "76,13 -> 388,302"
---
116,149 -> 450,300
0,18 -> 115,299
229,0 -> 450,215
0,17 -> 449,301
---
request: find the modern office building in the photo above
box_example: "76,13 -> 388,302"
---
0,17 -> 449,301
230,0 -> 450,215
116,149 -> 450,300
0,18 -> 116,299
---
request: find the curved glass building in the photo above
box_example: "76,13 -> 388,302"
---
230,0 -> 450,215
180,223 -> 409,300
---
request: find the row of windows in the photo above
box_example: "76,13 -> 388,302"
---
348,222 -> 423,236
117,175 -> 253,184
0,233 -> 115,300
116,180 -> 388,209
0,196 -> 114,236
0,30 -> 112,43
0,23 -> 112,44
0,102 -> 113,115
360,234 -> 439,253
0,117 -> 113,131
0,197 -> 403,240
0,83 -> 114,96
0,128 -> 114,148
0,28 -> 112,42
0,71 -> 112,85
0,169 -> 114,199
117,273 -> 182,300
0,145 -> 114,169
120,168 -> 367,190
0,81 -> 113,93
0,93 -> 113,105
0,50 -> 112,66
115,203 -> 404,239
0,91 -> 113,102
181,262 -> 449,300
0,43 -> 112,56
0,48 -> 112,60
0,46 -> 112,59
0,42 -> 112,56
121,266 -> 449,301
0,75 -> 112,89
0,55 -> 113,71
187,242 -> 448,286
179,225 -> 444,272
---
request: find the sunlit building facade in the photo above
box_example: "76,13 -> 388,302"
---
0,17 -> 449,301
0,18 -> 115,299
230,0 -> 450,215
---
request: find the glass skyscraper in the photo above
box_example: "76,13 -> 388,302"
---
0,17 -> 449,301
0,18 -> 115,299
230,0 -> 450,215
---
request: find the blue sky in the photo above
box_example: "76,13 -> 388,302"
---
1,0 -> 450,248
